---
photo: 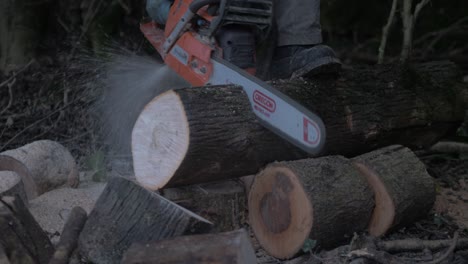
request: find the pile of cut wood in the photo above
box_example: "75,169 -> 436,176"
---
1,61 -> 467,264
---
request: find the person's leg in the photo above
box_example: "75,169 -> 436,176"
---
274,0 -> 322,46
271,0 -> 341,79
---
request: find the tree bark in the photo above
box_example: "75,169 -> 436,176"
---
132,61 -> 467,190
121,229 -> 256,264
248,156 -> 375,259
0,196 -> 54,264
78,176 -> 213,264
352,145 -> 435,237
1,140 -> 79,197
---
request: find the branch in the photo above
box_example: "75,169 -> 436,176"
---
413,0 -> 430,22
0,60 -> 34,89
426,230 -> 459,264
400,0 -> 414,63
378,0 -> 399,64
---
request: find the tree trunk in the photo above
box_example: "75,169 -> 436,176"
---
352,145 -> 435,237
0,0 -> 49,72
132,61 -> 467,190
248,156 -> 374,259
0,196 -> 55,264
1,140 -> 79,197
121,229 -> 256,264
78,176 -> 212,264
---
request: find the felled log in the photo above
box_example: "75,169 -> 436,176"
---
0,154 -> 36,200
121,229 -> 256,264
78,176 -> 212,264
49,207 -> 88,264
352,145 -> 435,236
1,140 -> 79,196
248,145 -> 436,259
248,156 -> 374,259
132,61 -> 467,190
0,196 -> 54,264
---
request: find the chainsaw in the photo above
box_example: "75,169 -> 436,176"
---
140,0 -> 326,154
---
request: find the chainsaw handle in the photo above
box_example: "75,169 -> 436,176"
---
189,0 -> 221,13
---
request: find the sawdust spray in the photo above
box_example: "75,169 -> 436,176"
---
88,49 -> 189,155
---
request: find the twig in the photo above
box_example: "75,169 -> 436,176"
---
0,79 -> 15,116
378,235 -> 468,253
0,60 -> 34,88
424,230 -> 459,264
400,0 -> 414,63
414,0 -> 430,22
378,0 -> 399,64
429,141 -> 468,154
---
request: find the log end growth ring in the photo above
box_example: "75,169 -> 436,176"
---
249,166 -> 313,259
132,90 -> 189,190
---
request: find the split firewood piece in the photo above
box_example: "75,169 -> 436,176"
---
78,176 -> 213,264
0,155 -> 37,201
132,61 -> 466,190
352,145 -> 436,237
121,229 -> 256,264
0,170 -> 28,203
49,206 -> 88,264
0,195 -> 54,264
248,156 -> 374,259
1,140 -> 79,196
162,180 -> 248,233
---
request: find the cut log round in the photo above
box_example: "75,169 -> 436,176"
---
248,156 -> 374,259
78,176 -> 213,264
132,61 -> 467,190
121,229 -> 256,264
1,140 -> 79,196
352,145 -> 436,236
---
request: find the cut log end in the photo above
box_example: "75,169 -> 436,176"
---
353,162 -> 395,237
132,90 -> 189,190
249,166 -> 313,259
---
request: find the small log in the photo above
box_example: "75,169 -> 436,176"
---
1,140 -> 79,196
121,229 -> 256,264
162,180 -> 248,233
248,156 -> 374,259
0,154 -> 37,200
0,196 -> 54,264
132,61 -> 467,190
49,207 -> 88,264
78,176 -> 212,264
352,145 -> 436,236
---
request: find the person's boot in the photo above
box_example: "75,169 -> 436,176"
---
270,44 -> 342,79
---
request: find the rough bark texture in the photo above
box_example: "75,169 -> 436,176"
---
78,176 -> 212,264
249,156 -> 374,259
1,140 -> 79,196
162,180 -> 249,233
0,196 -> 54,264
132,61 -> 467,189
121,229 -> 257,264
49,207 -> 88,264
352,145 -> 436,236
